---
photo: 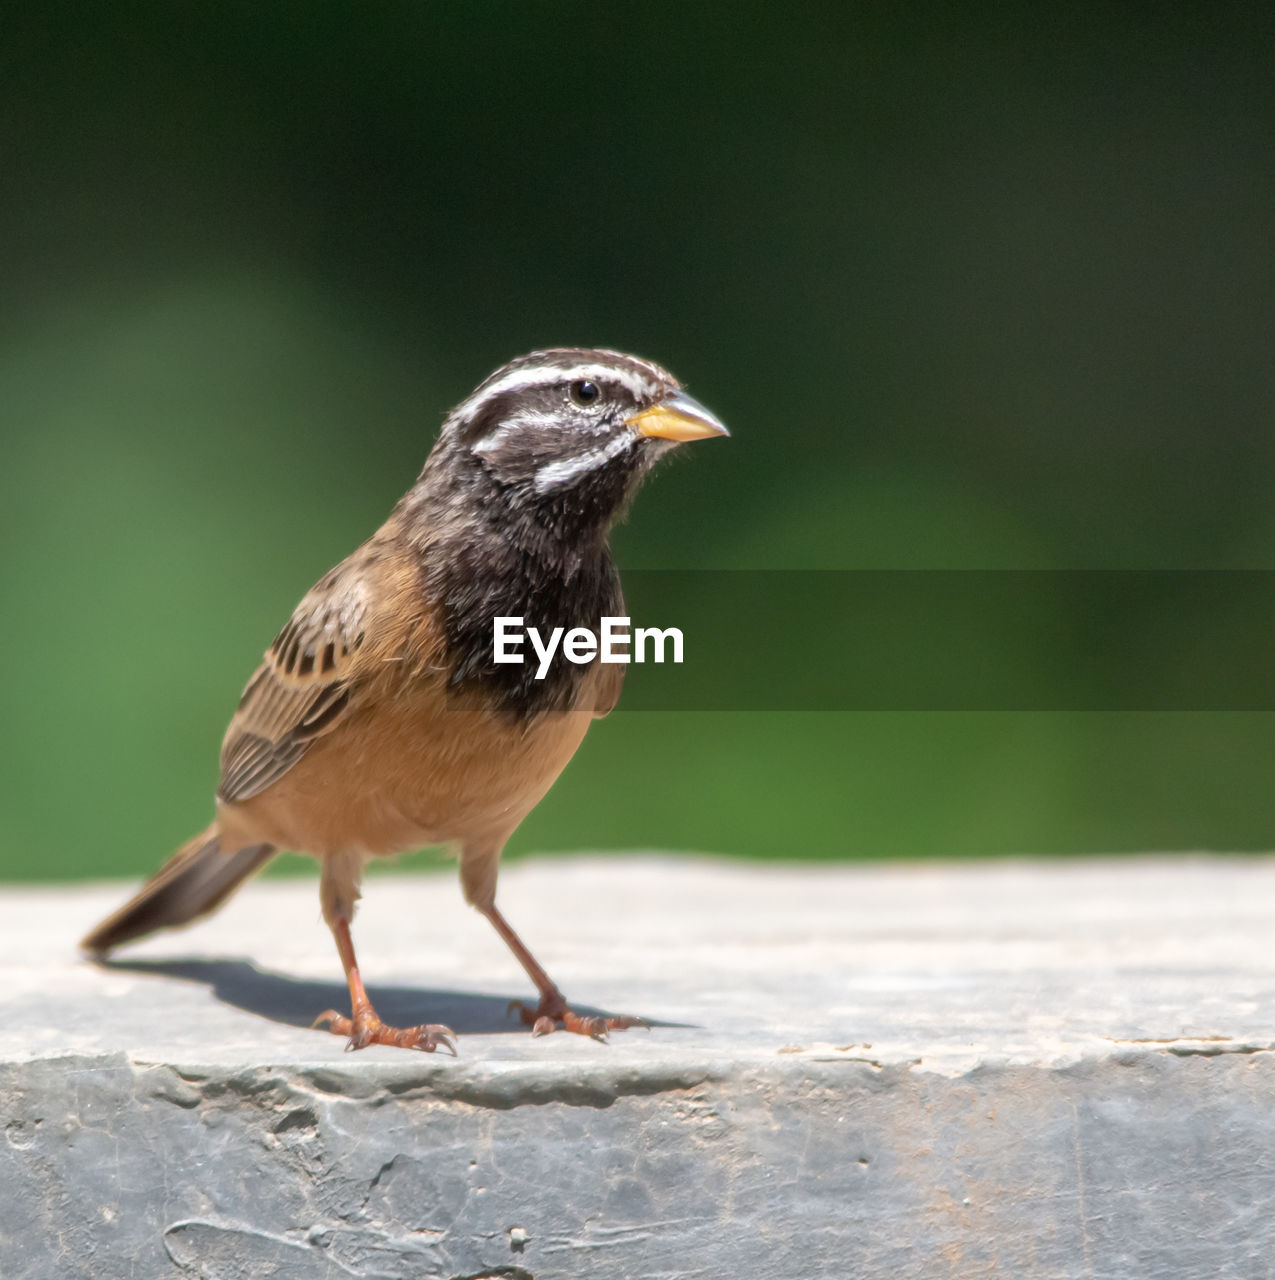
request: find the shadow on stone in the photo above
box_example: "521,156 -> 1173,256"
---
98,957 -> 685,1035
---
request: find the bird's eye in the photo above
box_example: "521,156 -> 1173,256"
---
569,380 -> 601,408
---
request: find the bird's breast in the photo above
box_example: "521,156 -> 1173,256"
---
219,675 -> 595,859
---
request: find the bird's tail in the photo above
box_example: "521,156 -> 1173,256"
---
80,824 -> 276,955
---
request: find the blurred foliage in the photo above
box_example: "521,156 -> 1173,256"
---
2,3 -> 1275,879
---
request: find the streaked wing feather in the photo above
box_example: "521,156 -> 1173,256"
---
218,571 -> 368,804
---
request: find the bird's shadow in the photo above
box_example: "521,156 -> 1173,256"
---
98,956 -> 686,1036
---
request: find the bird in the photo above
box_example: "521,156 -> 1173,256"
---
81,347 -> 728,1053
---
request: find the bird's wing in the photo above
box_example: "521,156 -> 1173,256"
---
218,564 -> 373,804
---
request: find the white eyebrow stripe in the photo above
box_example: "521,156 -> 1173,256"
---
471,409 -> 562,455
452,362 -> 662,426
533,432 -> 635,492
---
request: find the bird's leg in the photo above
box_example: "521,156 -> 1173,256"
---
479,900 -> 647,1040
312,916 -> 456,1054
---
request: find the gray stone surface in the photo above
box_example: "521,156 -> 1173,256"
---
3,854 -> 1275,1278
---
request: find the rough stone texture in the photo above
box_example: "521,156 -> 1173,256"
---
3,854 -> 1275,1278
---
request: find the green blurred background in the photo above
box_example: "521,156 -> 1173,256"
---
3,3 -> 1275,881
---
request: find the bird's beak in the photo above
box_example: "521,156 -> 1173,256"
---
626,391 -> 730,442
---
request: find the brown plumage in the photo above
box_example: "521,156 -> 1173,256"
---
82,348 -> 728,1051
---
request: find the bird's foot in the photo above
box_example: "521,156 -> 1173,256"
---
312,1009 -> 457,1055
508,993 -> 648,1041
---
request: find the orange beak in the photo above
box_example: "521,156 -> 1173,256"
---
626,391 -> 730,443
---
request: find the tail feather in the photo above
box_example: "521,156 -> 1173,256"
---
81,824 -> 276,955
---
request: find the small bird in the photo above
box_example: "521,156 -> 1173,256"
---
82,348 -> 728,1052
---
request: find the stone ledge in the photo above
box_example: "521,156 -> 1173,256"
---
4,855 -> 1275,1278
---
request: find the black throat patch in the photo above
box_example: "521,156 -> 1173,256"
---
425,526 -> 624,721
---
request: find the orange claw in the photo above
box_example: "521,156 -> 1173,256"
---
313,1008 -> 457,1055
508,997 -> 649,1041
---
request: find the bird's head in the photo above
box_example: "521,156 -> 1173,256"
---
428,347 -> 728,545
